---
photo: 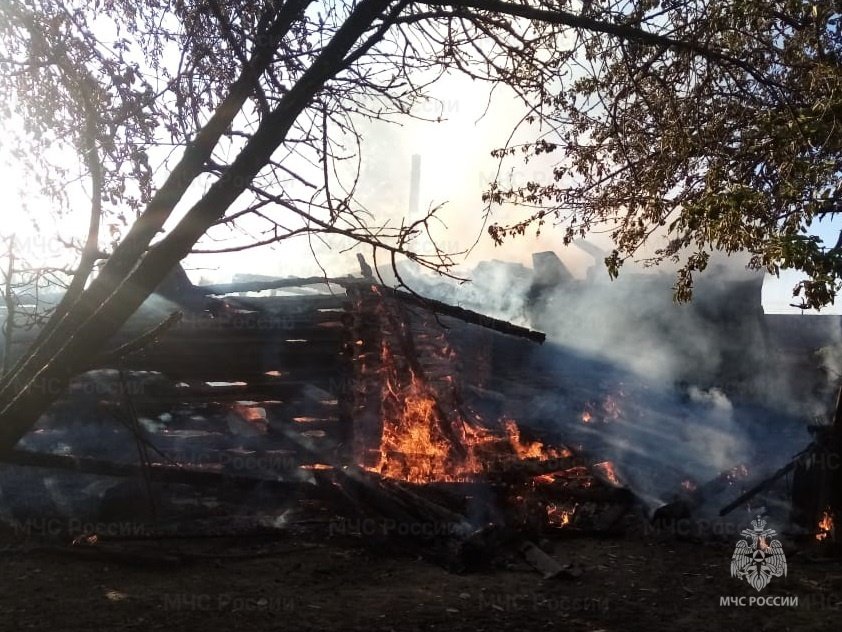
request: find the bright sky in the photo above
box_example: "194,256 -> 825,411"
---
0,57 -> 839,314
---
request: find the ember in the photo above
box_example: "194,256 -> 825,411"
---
580,393 -> 623,423
547,502 -> 576,527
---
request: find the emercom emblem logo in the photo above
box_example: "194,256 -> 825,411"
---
730,514 -> 787,592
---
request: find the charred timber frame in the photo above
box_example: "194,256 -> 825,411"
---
347,284 -> 387,468
196,277 -> 545,344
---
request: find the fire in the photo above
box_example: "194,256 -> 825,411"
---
375,372 -> 458,482
231,402 -> 267,423
546,503 -> 576,527
354,289 -> 586,535
372,344 -> 565,483
816,509 -> 835,542
227,402 -> 268,436
594,460 -> 621,486
580,392 -> 623,423
504,419 -> 566,460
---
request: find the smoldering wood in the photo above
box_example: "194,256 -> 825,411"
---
652,463 -> 749,525
722,387 -> 842,521
321,467 -> 546,572
719,457 -> 802,517
543,485 -> 634,504
0,271 -> 638,565
347,288 -> 387,468
482,455 -> 581,482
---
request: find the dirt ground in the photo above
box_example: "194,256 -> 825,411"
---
1,518 -> 840,632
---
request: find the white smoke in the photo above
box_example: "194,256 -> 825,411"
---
685,386 -> 746,473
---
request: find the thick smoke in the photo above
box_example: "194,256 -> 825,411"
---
399,248 -> 821,511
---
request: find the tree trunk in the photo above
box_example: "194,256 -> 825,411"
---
0,0 -> 313,404
0,0 -> 391,454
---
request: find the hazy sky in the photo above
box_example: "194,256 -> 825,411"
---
1,69 -> 839,314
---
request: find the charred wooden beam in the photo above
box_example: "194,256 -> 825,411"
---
422,480 -> 631,505
203,276 -> 544,342
483,456 -> 580,482
383,287 -> 545,343
540,484 -> 634,504
0,449 -> 330,496
198,276 -> 355,296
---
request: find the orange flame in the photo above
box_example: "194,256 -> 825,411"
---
374,370 -> 460,482
504,419 -> 566,460
547,503 -> 576,527
361,294 -> 577,496
594,461 -> 621,486
372,344 -> 565,483
817,509 -> 835,542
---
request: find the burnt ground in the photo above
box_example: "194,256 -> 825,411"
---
0,518 -> 839,632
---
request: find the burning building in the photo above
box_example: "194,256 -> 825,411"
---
0,257 -> 839,570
